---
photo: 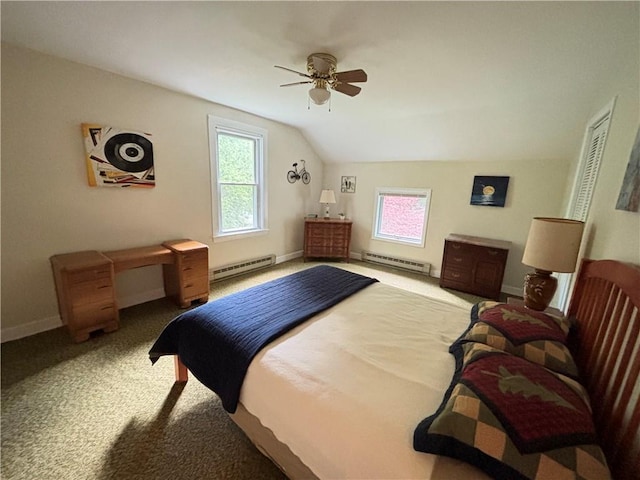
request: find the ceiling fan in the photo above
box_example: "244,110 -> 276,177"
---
275,53 -> 368,106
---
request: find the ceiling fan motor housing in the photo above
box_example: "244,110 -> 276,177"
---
307,53 -> 337,77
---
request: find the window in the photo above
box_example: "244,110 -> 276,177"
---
208,116 -> 267,240
372,187 -> 431,246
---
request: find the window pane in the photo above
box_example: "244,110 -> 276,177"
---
220,184 -> 256,231
218,133 -> 255,183
378,194 -> 426,241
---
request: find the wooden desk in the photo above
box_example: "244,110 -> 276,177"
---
104,245 -> 174,273
51,239 -> 208,342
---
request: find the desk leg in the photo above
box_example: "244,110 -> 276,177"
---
174,356 -> 188,383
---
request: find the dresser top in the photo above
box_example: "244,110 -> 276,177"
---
446,233 -> 511,250
305,217 -> 352,224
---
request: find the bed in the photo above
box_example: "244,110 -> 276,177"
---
149,259 -> 640,480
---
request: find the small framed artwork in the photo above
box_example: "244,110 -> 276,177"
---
341,176 -> 356,193
470,176 -> 510,207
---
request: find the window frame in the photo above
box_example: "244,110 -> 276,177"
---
208,115 -> 268,241
371,187 -> 432,247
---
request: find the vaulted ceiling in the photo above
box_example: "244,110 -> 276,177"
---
2,1 -> 638,164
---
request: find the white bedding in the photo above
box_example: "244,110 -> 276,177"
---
240,282 -> 491,479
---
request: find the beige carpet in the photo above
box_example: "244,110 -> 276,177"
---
1,259 -> 486,480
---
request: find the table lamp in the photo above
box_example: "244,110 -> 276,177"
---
319,189 -> 336,219
521,217 -> 585,311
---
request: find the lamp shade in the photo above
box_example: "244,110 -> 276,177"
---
319,189 -> 336,204
522,217 -> 585,273
309,86 -> 331,105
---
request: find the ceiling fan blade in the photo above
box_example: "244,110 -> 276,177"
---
333,82 -> 362,97
310,55 -> 331,74
274,65 -> 312,78
335,69 -> 368,83
280,81 -> 313,87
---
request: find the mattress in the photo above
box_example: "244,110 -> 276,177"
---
238,282 -> 491,479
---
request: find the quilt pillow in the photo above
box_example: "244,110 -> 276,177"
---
414,350 -> 610,480
458,301 -> 579,379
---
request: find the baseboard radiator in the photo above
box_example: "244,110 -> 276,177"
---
361,250 -> 431,276
210,254 -> 276,282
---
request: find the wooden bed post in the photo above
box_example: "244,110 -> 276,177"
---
174,355 -> 188,383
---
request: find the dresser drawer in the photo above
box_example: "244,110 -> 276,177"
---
442,268 -> 472,284
443,252 -> 473,269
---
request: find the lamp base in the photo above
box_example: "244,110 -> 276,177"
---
323,205 -> 330,219
523,269 -> 557,311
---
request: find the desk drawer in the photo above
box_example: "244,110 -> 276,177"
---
71,301 -> 117,329
68,267 -> 111,285
69,279 -> 114,306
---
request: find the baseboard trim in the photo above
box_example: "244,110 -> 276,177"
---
1,315 -> 63,343
1,287 -> 168,343
276,250 -> 302,264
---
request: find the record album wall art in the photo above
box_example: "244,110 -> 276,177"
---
82,123 -> 155,188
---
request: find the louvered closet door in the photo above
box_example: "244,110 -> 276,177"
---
570,113 -> 611,222
557,101 -> 614,312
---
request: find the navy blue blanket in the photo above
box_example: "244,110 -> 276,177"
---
149,265 -> 378,412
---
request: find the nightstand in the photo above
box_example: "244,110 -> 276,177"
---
303,218 -> 352,262
506,296 -> 564,317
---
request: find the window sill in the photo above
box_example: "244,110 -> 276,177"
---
213,228 -> 268,243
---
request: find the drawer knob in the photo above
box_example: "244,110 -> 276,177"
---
452,244 -> 461,249
488,250 -> 498,256
451,273 -> 460,278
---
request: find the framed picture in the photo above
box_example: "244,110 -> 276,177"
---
341,176 -> 356,193
615,126 -> 640,212
81,123 -> 155,188
470,176 -> 509,207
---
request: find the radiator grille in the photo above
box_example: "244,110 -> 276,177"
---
361,251 -> 431,275
210,254 -> 275,282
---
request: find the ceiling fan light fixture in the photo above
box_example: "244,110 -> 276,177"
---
308,86 -> 331,105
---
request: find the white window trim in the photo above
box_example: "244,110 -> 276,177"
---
371,187 -> 432,247
208,115 -> 268,241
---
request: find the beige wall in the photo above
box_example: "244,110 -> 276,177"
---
573,57 -> 640,263
1,44 -> 323,339
324,159 -> 570,293
2,38 -> 638,341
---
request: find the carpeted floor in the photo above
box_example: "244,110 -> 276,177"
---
1,259 -> 486,480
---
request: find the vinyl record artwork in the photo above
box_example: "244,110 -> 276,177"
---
82,123 -> 155,188
470,176 -> 509,207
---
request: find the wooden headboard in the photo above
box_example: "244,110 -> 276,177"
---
567,259 -> 640,479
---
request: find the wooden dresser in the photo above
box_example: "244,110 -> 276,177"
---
439,234 -> 511,300
304,218 -> 352,262
51,239 -> 208,342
